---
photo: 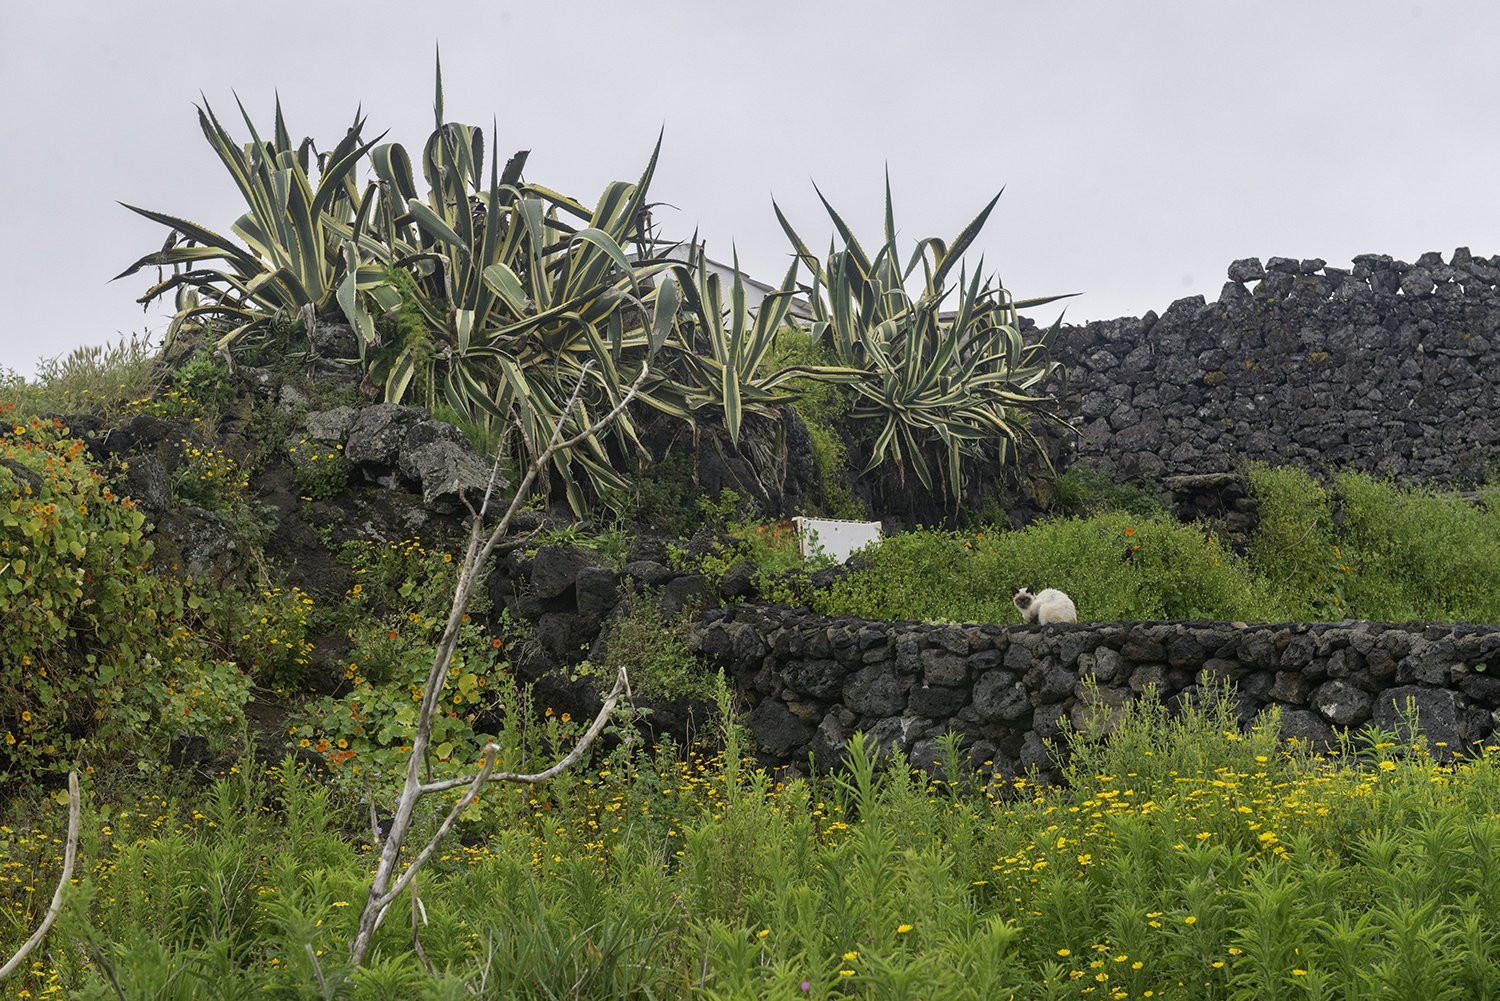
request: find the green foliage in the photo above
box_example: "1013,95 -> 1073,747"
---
169,437 -> 251,511
670,247 -> 838,445
1328,471 -> 1500,622
120,68 -> 689,519
665,505 -> 837,603
0,415 -> 250,778
116,96 -> 389,359
430,403 -> 503,460
0,333 -> 161,419
695,487 -> 746,531
1246,464 -> 1341,619
766,331 -> 863,518
279,536 -> 515,791
285,435 -> 351,500
121,66 -> 1071,524
628,448 -> 703,535
189,583 -> 317,689
290,615 -> 510,791
1245,466 -> 1500,624
1052,463 -> 1168,519
798,468 -> 1500,627
337,535 -> 476,622
814,511 -> 1276,624
1063,677 -> 1292,793
8,690 -> 1500,998
777,176 -> 1073,503
167,347 -> 237,416
355,79 -> 688,517
594,588 -> 717,701
371,265 -> 440,399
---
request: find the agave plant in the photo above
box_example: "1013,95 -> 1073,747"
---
116,97 -> 391,358
665,244 -> 862,444
775,176 -> 1074,501
119,63 -> 692,516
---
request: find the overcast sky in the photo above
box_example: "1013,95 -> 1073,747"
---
2,1 -> 1497,378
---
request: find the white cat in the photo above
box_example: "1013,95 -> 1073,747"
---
1012,587 -> 1078,625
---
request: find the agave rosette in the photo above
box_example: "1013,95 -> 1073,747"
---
776,176 -> 1073,497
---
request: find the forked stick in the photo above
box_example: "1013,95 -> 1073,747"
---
349,363 -> 646,968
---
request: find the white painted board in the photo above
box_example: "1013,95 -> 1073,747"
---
792,516 -> 883,564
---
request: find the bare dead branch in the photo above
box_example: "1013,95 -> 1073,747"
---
410,882 -> 433,976
418,666 -> 630,796
366,794 -> 383,854
348,363 -> 647,969
0,772 -> 81,983
379,667 -> 627,915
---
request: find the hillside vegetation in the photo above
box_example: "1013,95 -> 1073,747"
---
3,66 -> 1499,999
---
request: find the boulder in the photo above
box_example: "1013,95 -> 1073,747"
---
530,545 -> 604,603
1373,686 -> 1467,757
398,423 -> 497,512
843,664 -> 911,718
747,698 -> 816,758
346,405 -> 425,474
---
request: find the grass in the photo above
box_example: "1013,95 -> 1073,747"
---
0,334 -> 162,418
811,511 -> 1280,624
1051,464 -> 1168,519
4,689 -> 1500,998
804,468 -> 1500,626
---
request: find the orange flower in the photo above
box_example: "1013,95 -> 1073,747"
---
491,638 -> 503,649
1124,527 -> 1135,537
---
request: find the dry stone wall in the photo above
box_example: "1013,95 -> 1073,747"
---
1056,249 -> 1500,486
692,605 -> 1500,777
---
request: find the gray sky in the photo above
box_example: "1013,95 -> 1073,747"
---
3,1 -> 1497,378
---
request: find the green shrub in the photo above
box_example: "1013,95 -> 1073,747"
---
1331,472 -> 1500,622
282,535 -> 519,793
170,437 -> 251,511
1246,463 -> 1341,619
1051,463 -> 1168,518
766,331 -> 862,518
629,449 -> 704,535
286,435 -> 351,500
0,413 -> 249,778
290,616 -> 511,790
166,347 -> 237,416
815,512 -> 1282,624
594,588 -> 717,701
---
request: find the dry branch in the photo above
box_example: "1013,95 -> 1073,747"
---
348,363 -> 647,968
0,772 -> 81,983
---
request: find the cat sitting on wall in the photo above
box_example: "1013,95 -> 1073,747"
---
1012,587 -> 1078,625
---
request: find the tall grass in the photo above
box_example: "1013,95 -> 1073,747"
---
5,691 -> 1500,998
1330,471 -> 1500,622
0,333 -> 162,417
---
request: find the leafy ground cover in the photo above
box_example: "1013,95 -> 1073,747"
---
3,689 -> 1500,999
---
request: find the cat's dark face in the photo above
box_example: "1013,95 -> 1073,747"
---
1012,587 -> 1034,610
